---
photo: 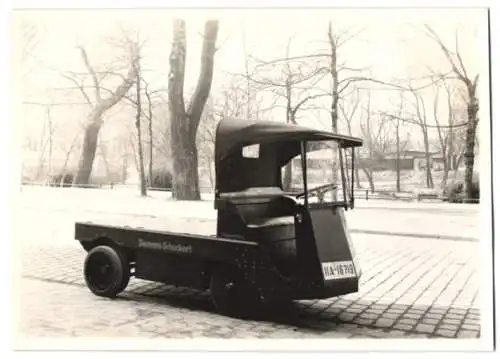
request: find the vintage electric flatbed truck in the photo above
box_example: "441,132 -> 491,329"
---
75,119 -> 363,317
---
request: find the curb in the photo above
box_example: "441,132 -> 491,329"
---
349,229 -> 478,242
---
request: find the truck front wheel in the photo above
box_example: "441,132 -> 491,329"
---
83,245 -> 130,298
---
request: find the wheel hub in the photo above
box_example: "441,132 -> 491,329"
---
86,253 -> 115,290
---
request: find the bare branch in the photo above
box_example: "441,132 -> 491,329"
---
291,93 -> 331,117
423,24 -> 466,82
58,72 -> 93,107
338,89 -> 360,132
250,53 -> 330,68
379,111 -> 469,129
454,29 -> 469,81
78,46 -> 101,102
337,27 -> 365,48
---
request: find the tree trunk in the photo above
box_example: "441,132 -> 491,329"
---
35,115 -> 49,182
395,118 -> 401,192
73,45 -> 138,186
361,95 -> 374,194
121,156 -> 128,184
330,94 -> 339,180
438,82 -> 451,193
423,26 -> 479,201
463,85 -> 479,200
421,126 -> 434,189
440,133 -> 453,193
361,166 -> 375,193
168,19 -> 218,201
283,80 -> 293,191
74,119 -> 102,185
35,139 -> 48,182
330,89 -> 339,194
145,88 -> 154,186
148,115 -> 153,187
170,126 -> 200,199
135,70 -> 147,197
442,156 -> 450,193
354,166 -> 361,188
59,134 -> 78,187
328,22 -> 339,199
455,154 -> 463,171
99,145 -> 111,183
47,107 -> 53,177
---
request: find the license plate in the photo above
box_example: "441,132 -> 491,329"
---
322,261 -> 357,280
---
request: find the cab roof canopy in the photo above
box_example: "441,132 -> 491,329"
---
214,119 -> 363,194
215,119 -> 363,162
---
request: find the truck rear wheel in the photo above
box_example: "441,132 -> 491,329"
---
209,266 -> 262,318
84,245 -> 130,298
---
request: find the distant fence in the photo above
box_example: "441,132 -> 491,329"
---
20,180 -> 480,204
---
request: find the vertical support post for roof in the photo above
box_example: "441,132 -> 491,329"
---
300,141 -> 308,207
338,144 -> 348,207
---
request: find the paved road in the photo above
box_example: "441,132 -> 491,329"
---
14,205 -> 481,345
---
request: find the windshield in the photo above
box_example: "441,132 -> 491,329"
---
281,140 -> 354,206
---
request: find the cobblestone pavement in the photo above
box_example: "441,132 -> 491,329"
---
16,231 -> 481,341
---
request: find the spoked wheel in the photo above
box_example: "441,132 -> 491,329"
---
209,266 -> 263,318
84,245 -> 130,298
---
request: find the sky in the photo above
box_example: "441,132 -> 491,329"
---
11,7 -> 488,155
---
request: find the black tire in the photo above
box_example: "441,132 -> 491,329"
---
209,266 -> 262,318
264,297 -> 293,312
84,245 -> 130,298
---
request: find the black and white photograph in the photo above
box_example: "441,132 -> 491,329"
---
7,1 -> 496,354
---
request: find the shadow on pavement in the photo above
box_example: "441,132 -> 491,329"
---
119,281 -> 481,339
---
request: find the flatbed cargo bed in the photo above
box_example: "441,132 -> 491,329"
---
77,215 -> 217,237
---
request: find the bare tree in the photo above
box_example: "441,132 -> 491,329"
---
68,41 -> 139,185
338,89 -> 362,188
429,79 -> 469,191
380,79 -> 471,192
254,24 -> 375,192
433,81 -> 452,191
168,19 -> 219,200
385,94 -> 411,193
359,93 -> 375,192
106,75 -> 167,187
359,93 -> 396,193
393,100 -> 404,193
22,102 -> 56,181
408,85 -> 434,189
244,37 -> 330,189
57,132 -> 80,186
424,25 -> 479,200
